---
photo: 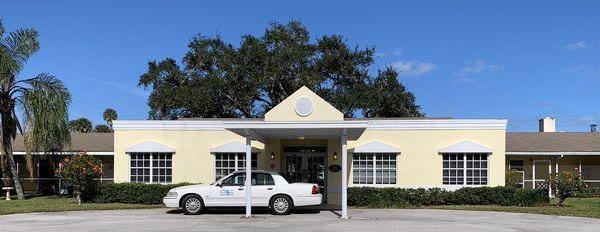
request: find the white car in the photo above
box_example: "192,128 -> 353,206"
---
163,170 -> 322,215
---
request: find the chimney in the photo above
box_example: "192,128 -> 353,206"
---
591,124 -> 597,133
539,117 -> 556,132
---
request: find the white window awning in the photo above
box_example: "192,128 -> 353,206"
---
125,141 -> 175,153
439,141 -> 493,153
351,141 -> 401,153
210,141 -> 260,153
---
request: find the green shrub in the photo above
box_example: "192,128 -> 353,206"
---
92,182 -> 196,205
585,187 -> 600,197
505,169 -> 523,188
348,186 -> 549,207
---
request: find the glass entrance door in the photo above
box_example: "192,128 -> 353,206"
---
284,153 -> 325,185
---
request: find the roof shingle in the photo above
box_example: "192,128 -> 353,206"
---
507,132 -> 600,152
11,133 -> 113,152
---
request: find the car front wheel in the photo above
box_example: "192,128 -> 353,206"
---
270,195 -> 292,215
182,195 -> 204,215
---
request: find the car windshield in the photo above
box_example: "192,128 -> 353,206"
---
211,174 -> 233,185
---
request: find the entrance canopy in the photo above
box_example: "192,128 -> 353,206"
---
223,120 -> 369,142
222,119 -> 367,219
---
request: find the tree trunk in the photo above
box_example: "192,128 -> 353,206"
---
557,197 -> 565,207
1,112 -> 25,200
2,139 -> 24,200
1,154 -> 10,187
75,190 -> 81,204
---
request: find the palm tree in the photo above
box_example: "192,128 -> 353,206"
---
102,108 -> 117,129
0,21 -> 71,200
69,118 -> 93,133
93,124 -> 112,133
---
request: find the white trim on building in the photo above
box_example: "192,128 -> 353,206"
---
12,151 -> 114,156
507,151 -> 600,156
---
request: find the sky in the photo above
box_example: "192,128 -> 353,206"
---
3,1 -> 600,132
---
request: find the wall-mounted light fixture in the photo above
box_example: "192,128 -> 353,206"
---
270,152 -> 275,160
333,152 -> 338,160
297,136 -> 305,140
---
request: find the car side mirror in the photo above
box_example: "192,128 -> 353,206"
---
216,183 -> 222,187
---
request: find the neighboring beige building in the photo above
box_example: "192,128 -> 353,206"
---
1,133 -> 114,193
112,86 -> 508,208
507,118 -> 600,189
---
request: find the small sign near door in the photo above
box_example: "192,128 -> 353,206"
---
328,164 -> 341,172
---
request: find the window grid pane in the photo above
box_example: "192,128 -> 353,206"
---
466,154 -> 488,185
215,153 -> 258,181
442,154 -> 464,185
130,152 -> 173,184
443,153 -> 488,186
352,153 -> 396,185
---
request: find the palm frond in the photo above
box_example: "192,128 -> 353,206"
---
19,73 -> 71,156
1,28 -> 40,75
0,20 -> 4,38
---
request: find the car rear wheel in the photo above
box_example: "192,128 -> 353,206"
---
182,195 -> 204,215
270,195 -> 292,215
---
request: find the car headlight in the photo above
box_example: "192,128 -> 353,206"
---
166,191 -> 178,198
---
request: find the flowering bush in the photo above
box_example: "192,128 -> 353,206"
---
55,152 -> 103,204
550,168 -> 588,206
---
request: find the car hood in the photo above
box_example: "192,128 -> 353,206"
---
170,184 -> 211,191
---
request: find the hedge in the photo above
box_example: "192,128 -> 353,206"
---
348,186 -> 549,207
90,182 -> 195,205
584,187 -> 600,198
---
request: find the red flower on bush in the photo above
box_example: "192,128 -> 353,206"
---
55,152 -> 103,204
550,168 -> 588,207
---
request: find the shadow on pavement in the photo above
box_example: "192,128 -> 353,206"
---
166,206 -> 340,216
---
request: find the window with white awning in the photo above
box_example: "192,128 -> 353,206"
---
126,141 -> 176,184
439,141 -> 492,187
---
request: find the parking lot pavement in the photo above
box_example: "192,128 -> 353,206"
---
1,208 -> 599,232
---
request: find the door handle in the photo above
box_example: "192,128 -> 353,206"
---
238,187 -> 244,191
267,188 -> 273,190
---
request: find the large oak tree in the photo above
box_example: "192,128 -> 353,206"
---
139,21 -> 423,119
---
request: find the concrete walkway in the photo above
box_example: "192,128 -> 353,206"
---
1,208 -> 599,231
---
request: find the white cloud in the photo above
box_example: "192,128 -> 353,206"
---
562,40 -> 600,50
455,60 -> 502,77
571,64 -> 586,72
391,61 -> 436,77
391,48 -> 404,56
95,80 -> 148,98
569,64 -> 600,77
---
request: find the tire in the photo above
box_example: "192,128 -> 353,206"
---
181,195 -> 204,215
270,195 -> 293,215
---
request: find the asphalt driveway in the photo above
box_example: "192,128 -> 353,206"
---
1,208 -> 599,232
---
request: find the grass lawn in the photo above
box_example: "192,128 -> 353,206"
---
0,195 -> 161,215
424,198 -> 600,219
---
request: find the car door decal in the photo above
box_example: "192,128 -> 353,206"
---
219,189 -> 234,196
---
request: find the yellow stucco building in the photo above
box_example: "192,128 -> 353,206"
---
113,86 -> 508,208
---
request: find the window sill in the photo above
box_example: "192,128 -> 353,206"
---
351,184 -> 398,188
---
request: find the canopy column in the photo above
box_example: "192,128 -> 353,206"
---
244,130 -> 252,218
341,129 -> 348,219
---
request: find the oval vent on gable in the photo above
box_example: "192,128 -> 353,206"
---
294,97 -> 313,117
